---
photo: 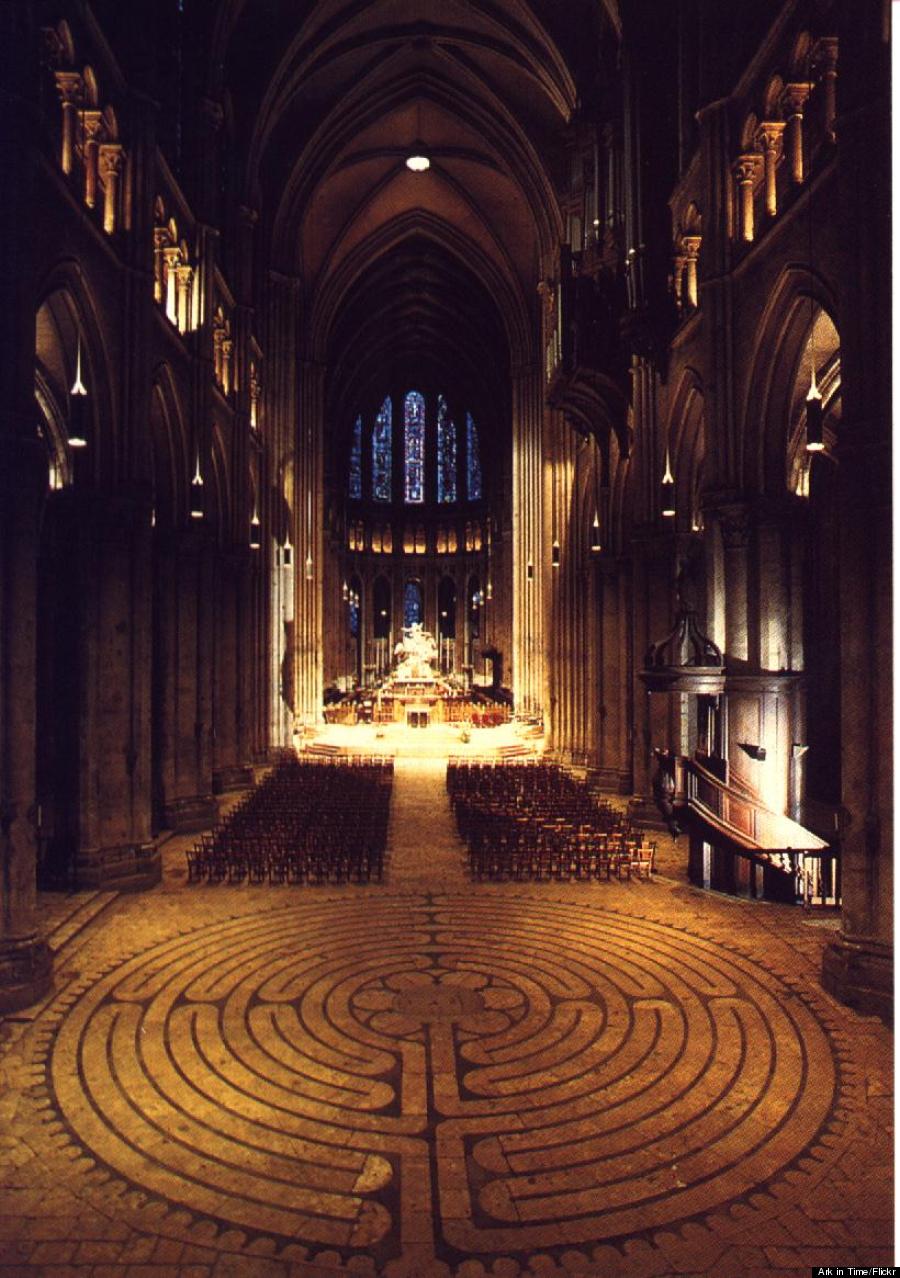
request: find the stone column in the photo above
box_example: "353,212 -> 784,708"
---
164,245 -> 181,326
0,438 -> 52,1008
718,503 -> 751,668
755,122 -> 785,218
781,83 -> 812,184
98,142 -> 124,234
54,71 -> 83,174
212,550 -> 253,792
511,364 -> 545,718
154,527 -> 216,830
732,154 -> 761,243
681,235 -> 701,309
296,360 -> 325,725
70,492 -> 158,889
821,10 -> 890,1018
0,6 -> 52,1009
814,37 -> 839,141
81,109 -> 103,209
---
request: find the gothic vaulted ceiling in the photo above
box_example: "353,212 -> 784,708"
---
209,0 -> 620,455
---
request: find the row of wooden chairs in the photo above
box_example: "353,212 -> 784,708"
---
448,760 -> 656,883
185,756 -> 392,885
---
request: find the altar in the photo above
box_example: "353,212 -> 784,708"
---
325,624 -> 511,728
376,624 -> 454,724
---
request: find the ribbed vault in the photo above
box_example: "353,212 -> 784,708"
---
209,0 -> 619,505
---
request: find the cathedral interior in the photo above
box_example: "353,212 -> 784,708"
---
0,2 -> 892,1275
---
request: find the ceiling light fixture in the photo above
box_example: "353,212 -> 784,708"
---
190,454 -> 204,519
661,446 -> 676,518
68,334 -> 89,448
406,154 -> 430,172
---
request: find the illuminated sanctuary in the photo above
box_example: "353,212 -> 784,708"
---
0,2 -> 891,1275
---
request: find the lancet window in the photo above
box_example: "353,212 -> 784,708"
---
437,395 -> 457,503
372,398 -> 392,502
404,391 -> 426,503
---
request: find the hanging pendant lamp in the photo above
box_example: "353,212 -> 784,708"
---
68,335 -> 89,448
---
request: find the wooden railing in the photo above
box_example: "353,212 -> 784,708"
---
684,757 -> 838,906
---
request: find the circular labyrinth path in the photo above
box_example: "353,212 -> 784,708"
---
45,895 -> 841,1270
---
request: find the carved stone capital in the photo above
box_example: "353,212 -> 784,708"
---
42,25 -> 68,67
732,153 -> 762,185
681,234 -> 701,262
54,70 -> 83,105
81,109 -> 104,143
781,81 -> 812,118
718,503 -> 752,550
98,141 -> 125,177
755,120 -> 785,153
813,36 -> 839,77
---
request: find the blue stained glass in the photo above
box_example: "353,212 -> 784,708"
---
372,397 -> 392,502
348,414 -> 362,499
404,390 -> 426,503
404,579 -> 423,628
349,593 -> 360,638
467,412 -> 482,501
437,395 -> 457,503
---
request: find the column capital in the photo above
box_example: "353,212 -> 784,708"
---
98,141 -> 125,178
680,234 -> 701,261
813,35 -> 839,75
755,120 -> 785,153
54,69 -> 83,104
716,501 -> 752,550
731,153 -> 762,185
781,81 -> 812,117
81,108 -> 104,142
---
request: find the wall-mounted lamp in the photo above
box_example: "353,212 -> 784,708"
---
591,513 -> 602,552
250,509 -> 261,550
551,539 -> 561,568
305,553 -> 313,581
283,537 -> 293,567
738,742 -> 767,761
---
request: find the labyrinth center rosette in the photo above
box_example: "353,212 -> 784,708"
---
48,897 -> 839,1258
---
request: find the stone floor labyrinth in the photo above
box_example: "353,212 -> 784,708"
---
32,892 -> 857,1277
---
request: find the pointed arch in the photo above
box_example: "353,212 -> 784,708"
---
34,264 -> 116,485
148,365 -> 189,528
741,266 -> 839,496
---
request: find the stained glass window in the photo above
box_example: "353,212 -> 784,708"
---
404,579 -> 423,627
349,590 -> 360,638
372,397 -> 392,502
437,395 -> 457,503
404,390 -> 426,503
348,414 -> 362,499
467,412 -> 482,500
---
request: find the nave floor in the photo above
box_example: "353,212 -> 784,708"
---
0,762 -> 892,1278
